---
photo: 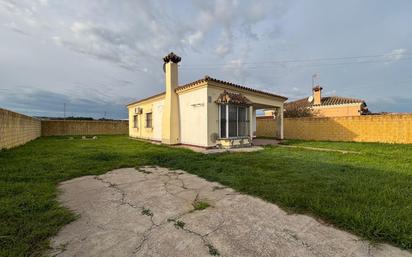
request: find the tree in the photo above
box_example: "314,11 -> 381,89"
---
284,107 -> 314,118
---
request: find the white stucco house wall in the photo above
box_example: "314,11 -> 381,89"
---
127,52 -> 287,149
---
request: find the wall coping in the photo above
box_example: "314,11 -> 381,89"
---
256,116 -> 275,120
0,108 -> 40,121
41,120 -> 128,123
284,114 -> 412,121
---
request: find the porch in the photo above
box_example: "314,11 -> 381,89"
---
213,90 -> 284,149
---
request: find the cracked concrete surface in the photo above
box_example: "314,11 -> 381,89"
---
50,167 -> 412,257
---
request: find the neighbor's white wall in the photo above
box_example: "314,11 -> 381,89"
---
178,87 -> 208,147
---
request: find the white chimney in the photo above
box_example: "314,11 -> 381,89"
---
161,52 -> 181,145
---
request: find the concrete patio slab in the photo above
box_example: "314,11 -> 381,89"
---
173,144 -> 264,154
252,138 -> 282,146
49,167 -> 412,257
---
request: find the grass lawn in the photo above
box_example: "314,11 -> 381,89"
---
1,136 -> 412,256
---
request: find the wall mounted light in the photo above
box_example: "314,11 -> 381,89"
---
190,103 -> 204,107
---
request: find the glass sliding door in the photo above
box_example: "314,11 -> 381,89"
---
220,105 -> 227,138
238,107 -> 249,137
228,105 -> 238,137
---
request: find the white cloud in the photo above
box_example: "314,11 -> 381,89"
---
70,21 -> 90,34
192,0 -> 287,57
215,44 -> 231,57
182,30 -> 204,48
4,0 -> 411,117
37,0 -> 47,6
384,48 -> 407,61
51,36 -> 62,46
3,21 -> 28,35
1,0 -> 288,69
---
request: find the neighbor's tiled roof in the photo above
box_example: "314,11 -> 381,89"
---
176,76 -> 287,100
320,96 -> 365,106
127,75 -> 287,106
285,96 -> 366,110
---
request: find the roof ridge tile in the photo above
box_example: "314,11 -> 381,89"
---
176,75 -> 287,100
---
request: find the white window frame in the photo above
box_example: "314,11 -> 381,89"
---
219,104 -> 249,139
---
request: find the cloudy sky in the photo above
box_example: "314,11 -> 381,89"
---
1,0 -> 411,119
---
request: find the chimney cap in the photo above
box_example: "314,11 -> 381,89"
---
312,85 -> 323,91
163,52 -> 181,63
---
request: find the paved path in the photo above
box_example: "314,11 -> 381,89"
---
50,167 -> 411,257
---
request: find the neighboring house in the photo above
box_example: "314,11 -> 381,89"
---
127,52 -> 287,148
265,85 -> 368,118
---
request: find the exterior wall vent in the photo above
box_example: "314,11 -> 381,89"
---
135,107 -> 143,114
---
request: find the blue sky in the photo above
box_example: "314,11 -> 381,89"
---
1,0 -> 411,119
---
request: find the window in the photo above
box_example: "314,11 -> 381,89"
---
219,105 -> 250,138
145,113 -> 153,128
133,115 -> 138,128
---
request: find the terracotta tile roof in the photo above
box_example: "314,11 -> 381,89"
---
320,96 -> 365,106
285,96 -> 366,110
215,90 -> 253,106
127,75 -> 287,106
176,75 -> 287,100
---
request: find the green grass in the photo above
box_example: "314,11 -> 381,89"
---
207,243 -> 220,256
141,208 -> 153,217
193,200 -> 210,211
173,220 -> 185,229
0,136 -> 412,256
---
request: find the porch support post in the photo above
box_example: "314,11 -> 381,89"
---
249,106 -> 254,139
278,105 -> 284,139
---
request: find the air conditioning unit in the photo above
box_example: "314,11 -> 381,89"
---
135,107 -> 143,114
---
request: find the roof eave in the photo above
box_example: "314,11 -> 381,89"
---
128,76 -> 288,107
126,92 -> 165,107
176,76 -> 288,100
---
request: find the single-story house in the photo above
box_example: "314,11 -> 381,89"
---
127,52 -> 287,148
265,85 -> 368,117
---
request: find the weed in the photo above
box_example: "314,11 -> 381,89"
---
141,208 -> 153,217
137,168 -> 152,174
207,244 -> 220,256
193,200 -> 210,211
167,218 -> 185,229
174,220 -> 185,229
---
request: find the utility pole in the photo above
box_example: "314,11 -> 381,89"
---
63,103 -> 66,120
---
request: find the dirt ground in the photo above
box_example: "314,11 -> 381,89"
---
49,167 -> 412,257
